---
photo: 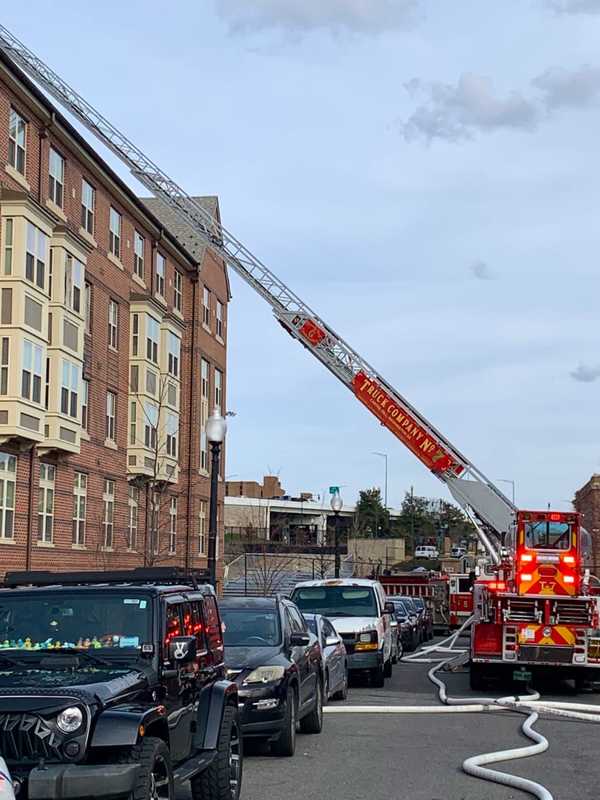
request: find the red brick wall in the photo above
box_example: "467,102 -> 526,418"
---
0,62 -> 228,581
574,475 -> 600,576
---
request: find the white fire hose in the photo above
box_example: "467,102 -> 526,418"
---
0,758 -> 15,800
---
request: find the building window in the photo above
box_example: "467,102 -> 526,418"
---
106,391 -> 116,442
202,287 -> 210,327
155,252 -> 165,297
22,339 -> 43,404
166,413 -> 178,458
81,179 -> 95,235
169,497 -> 177,554
108,300 -> 119,350
200,358 -> 209,471
134,231 -> 144,279
0,338 -> 9,395
3,218 -> 13,276
64,255 -> 83,314
44,358 -> 50,409
167,332 -> 180,378
146,315 -> 159,364
8,108 -> 26,175
198,501 -> 207,554
215,368 -> 223,413
84,282 -> 92,333
81,378 -> 89,430
61,359 -> 79,418
0,453 -> 16,539
144,401 -> 158,450
174,271 -> 182,312
38,463 -> 55,544
72,472 -> 87,546
103,479 -> 115,548
49,148 -> 65,208
26,222 -> 48,291
109,207 -> 121,259
216,300 -> 223,338
132,313 -> 139,357
128,485 -> 139,550
129,399 -> 137,445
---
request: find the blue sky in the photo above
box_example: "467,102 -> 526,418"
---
6,1 -> 600,510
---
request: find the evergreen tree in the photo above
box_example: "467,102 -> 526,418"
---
354,488 -> 391,538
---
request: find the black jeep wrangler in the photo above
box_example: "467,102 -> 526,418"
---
0,568 -> 242,800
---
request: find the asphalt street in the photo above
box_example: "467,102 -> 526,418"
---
235,639 -> 600,800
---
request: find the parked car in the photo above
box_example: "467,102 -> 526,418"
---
415,545 -> 439,559
386,597 -> 419,651
389,612 -> 403,663
399,596 -> 427,644
220,596 -> 323,757
290,578 -> 394,687
0,567 -> 242,800
303,613 -> 349,701
411,596 -> 434,640
451,545 -> 466,558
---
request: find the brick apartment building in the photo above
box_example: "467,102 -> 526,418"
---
0,50 -> 229,578
574,475 -> 600,576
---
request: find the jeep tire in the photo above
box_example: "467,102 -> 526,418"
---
191,704 -> 242,800
271,691 -> 296,757
124,737 -> 174,800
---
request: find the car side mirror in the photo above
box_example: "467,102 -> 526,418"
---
290,632 -> 310,647
325,635 -> 340,647
384,601 -> 395,615
168,635 -> 197,664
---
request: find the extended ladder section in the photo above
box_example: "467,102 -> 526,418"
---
0,25 -> 516,563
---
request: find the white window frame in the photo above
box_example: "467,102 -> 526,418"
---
174,271 -> 182,312
49,147 -> 65,208
61,359 -> 79,418
202,286 -> 210,326
108,299 -> 119,350
106,391 -> 116,442
26,222 -> 47,291
8,108 -> 26,175
216,300 -> 223,338
84,281 -> 92,333
155,252 -> 165,297
64,255 -> 83,314
128,484 -> 139,550
198,501 -> 207,555
146,315 -> 159,364
215,368 -> 223,414
38,463 -> 55,544
134,231 -> 145,279
130,399 -> 137,445
72,472 -> 87,546
0,453 -> 16,539
109,207 -> 121,259
81,179 -> 95,235
3,218 -> 14,276
169,497 -> 177,555
200,359 -> 209,472
167,332 -> 180,378
166,412 -> 178,458
103,479 -> 115,549
144,401 -> 158,450
22,339 -> 43,404
0,338 -> 9,396
81,378 -> 89,430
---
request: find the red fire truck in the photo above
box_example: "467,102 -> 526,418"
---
449,574 -> 474,629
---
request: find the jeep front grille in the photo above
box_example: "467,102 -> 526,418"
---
0,712 -> 63,763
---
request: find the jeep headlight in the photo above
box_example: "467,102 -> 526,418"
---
243,666 -> 285,685
57,707 -> 83,734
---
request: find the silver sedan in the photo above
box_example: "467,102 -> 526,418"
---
303,613 -> 349,702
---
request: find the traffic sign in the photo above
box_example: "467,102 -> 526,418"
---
329,486 -> 340,494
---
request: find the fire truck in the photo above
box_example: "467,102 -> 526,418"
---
449,573 -> 474,630
1,25 -> 598,687
379,572 -> 450,633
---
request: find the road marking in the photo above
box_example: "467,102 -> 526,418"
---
324,704 -> 501,714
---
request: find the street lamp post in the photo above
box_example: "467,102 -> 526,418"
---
206,407 -> 227,591
372,452 -> 388,510
497,478 -> 516,506
331,491 -> 343,578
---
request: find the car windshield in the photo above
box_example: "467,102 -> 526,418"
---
525,521 -> 571,551
221,608 -> 281,647
412,598 -> 425,610
401,598 -> 417,612
0,591 -> 151,651
390,600 -> 408,617
292,586 -> 378,617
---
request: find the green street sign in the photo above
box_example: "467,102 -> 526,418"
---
329,486 -> 340,494
513,669 -> 532,682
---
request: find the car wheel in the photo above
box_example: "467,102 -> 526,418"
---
300,678 -> 323,734
123,736 -> 174,800
191,704 -> 242,800
271,691 -> 296,757
397,639 -> 404,661
371,662 -> 385,688
384,657 -> 393,678
333,669 -> 349,701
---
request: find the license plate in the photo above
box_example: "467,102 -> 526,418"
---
513,669 -> 532,682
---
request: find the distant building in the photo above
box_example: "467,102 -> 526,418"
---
574,475 -> 600,575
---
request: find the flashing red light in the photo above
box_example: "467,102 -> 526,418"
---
487,581 -> 506,591
549,512 -> 561,521
520,573 -> 533,582
562,555 -> 576,565
564,575 -> 575,584
520,554 -> 534,563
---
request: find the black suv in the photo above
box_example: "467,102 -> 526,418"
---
220,596 -> 323,757
0,568 -> 242,800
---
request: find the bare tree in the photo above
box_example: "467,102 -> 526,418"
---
248,549 -> 298,596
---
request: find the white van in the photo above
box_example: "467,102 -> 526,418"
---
415,545 -> 439,559
290,578 -> 394,687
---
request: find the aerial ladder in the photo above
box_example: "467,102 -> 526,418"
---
1,25 -> 598,684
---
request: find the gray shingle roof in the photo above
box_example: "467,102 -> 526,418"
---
141,196 -> 220,264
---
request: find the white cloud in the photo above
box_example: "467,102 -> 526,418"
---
570,363 -> 600,382
402,73 -> 540,143
533,65 -> 600,109
215,0 -> 419,35
469,260 -> 495,280
546,0 -> 600,14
